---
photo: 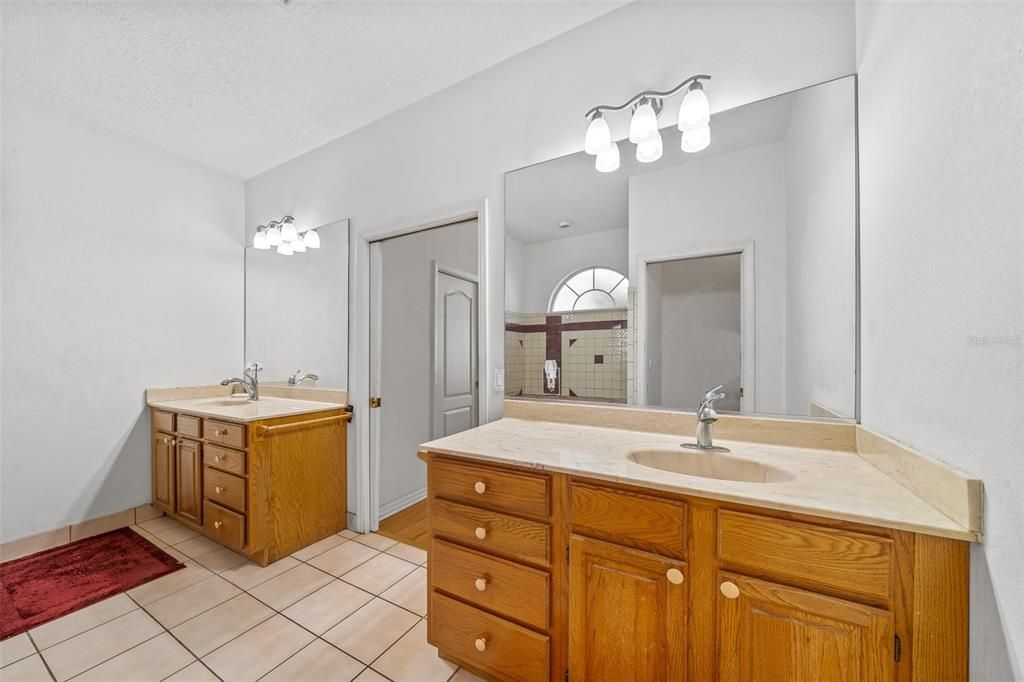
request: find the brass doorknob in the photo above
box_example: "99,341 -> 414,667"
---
474,638 -> 487,652
720,581 -> 740,599
474,577 -> 488,592
474,527 -> 487,540
666,568 -> 684,585
213,520 -> 223,529
474,481 -> 487,494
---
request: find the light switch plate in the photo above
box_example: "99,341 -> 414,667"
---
494,369 -> 504,391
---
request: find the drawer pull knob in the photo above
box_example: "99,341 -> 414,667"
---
215,486 -> 224,494
215,429 -> 227,436
474,577 -> 488,592
213,520 -> 223,529
474,527 -> 487,540
162,437 -> 170,444
666,568 -> 684,585
474,638 -> 487,652
473,481 -> 487,494
170,439 -> 176,446
214,455 -> 222,463
720,581 -> 740,599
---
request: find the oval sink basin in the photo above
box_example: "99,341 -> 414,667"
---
627,449 -> 795,483
201,397 -> 254,407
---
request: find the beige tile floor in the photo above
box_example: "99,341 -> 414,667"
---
0,519 -> 484,682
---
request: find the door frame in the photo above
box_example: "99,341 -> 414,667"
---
431,261 -> 480,440
351,201 -> 489,532
634,241 -> 755,412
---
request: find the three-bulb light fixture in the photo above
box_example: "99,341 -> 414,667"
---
584,74 -> 711,173
251,216 -> 321,255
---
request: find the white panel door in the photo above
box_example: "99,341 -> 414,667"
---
433,271 -> 478,438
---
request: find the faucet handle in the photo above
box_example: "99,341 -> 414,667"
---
702,384 -> 726,402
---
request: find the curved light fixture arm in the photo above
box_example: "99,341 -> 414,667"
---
584,74 -> 711,119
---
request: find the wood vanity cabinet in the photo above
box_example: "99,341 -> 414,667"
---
151,407 -> 350,565
422,453 -> 969,682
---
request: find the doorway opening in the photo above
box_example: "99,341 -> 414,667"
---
367,217 -> 480,545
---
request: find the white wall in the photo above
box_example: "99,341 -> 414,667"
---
630,142 -> 789,414
1,95 -> 244,542
245,0 -> 858,425
856,2 -> 1024,678
512,228 -> 627,314
652,255 -> 742,412
504,234 -> 525,314
379,220 -> 478,515
783,78 -> 857,418
245,220 -> 349,388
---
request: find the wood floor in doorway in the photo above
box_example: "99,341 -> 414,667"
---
377,500 -> 428,551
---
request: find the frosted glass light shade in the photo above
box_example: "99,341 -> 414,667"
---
292,237 -> 307,253
628,100 -> 659,144
636,133 -> 663,163
681,124 -> 711,153
281,220 -> 298,242
678,83 -> 710,131
253,230 -> 270,250
584,113 -> 612,155
277,241 -> 294,256
267,225 -> 282,246
595,141 -> 620,173
303,229 -> 321,249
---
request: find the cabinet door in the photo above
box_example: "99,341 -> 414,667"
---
152,433 -> 175,512
175,439 -> 203,525
717,572 -> 895,682
569,535 -> 686,682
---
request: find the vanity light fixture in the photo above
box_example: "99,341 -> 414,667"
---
584,74 -> 711,170
303,228 -> 321,249
253,215 -> 320,255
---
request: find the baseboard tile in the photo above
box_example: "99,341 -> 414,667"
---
1,504 -> 165,563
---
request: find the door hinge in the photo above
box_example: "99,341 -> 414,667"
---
894,634 -> 901,662
739,386 -> 745,398
369,396 -> 382,409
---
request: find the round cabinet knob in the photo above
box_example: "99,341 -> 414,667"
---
720,581 -> 740,599
213,520 -> 223,529
474,577 -> 488,592
170,439 -> 176,446
162,438 -> 170,444
214,455 -> 222,463
474,638 -> 487,652
214,486 -> 224,494
473,481 -> 487,494
474,527 -> 487,540
666,568 -> 684,585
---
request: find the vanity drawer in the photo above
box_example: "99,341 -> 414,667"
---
178,415 -> 201,438
431,538 -> 550,631
204,444 -> 246,476
571,483 -> 687,559
204,500 -> 245,550
204,468 -> 246,513
717,510 -> 894,601
152,410 -> 175,433
429,591 -> 549,682
432,458 -> 549,520
204,419 -> 246,449
431,498 -> 550,567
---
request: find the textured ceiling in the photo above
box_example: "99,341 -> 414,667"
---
2,1 -> 625,179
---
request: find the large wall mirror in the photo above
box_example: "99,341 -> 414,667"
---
245,218 -> 350,388
504,76 -> 857,420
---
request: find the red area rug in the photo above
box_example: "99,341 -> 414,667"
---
0,526 -> 184,640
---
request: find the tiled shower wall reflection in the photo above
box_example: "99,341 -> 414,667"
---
505,309 -> 627,403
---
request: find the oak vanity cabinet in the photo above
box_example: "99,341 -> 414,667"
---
150,407 -> 350,565
422,453 -> 969,682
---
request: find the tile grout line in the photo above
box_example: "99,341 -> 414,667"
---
123,591 -> 225,682
25,630 -> 58,682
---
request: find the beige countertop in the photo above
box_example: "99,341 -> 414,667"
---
421,417 -> 978,542
147,395 -> 346,423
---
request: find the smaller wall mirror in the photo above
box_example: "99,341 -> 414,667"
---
245,219 -> 350,388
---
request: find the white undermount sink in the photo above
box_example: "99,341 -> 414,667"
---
627,448 -> 795,483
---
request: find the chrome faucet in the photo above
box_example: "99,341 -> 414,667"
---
682,384 -> 729,452
288,370 -> 319,386
221,362 -> 262,401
